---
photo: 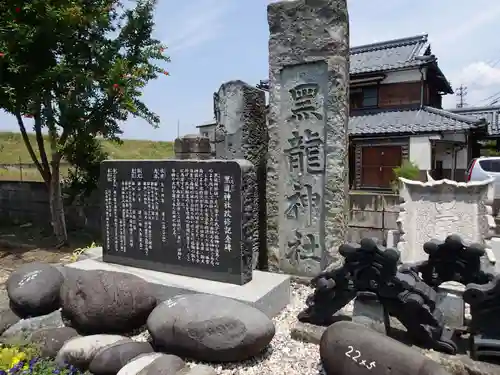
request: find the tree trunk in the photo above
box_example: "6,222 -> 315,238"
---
49,159 -> 68,247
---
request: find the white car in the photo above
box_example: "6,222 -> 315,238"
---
466,156 -> 500,215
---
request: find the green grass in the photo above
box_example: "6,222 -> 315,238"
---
0,131 -> 174,164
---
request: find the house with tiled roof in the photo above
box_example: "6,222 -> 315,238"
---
449,105 -> 500,138
198,34 -> 491,190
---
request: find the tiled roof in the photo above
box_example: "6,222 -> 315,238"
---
449,106 -> 500,136
350,34 -> 430,75
349,107 -> 485,135
258,35 -> 433,86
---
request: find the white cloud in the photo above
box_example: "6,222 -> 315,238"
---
455,62 -> 500,88
158,0 -> 232,54
443,62 -> 500,108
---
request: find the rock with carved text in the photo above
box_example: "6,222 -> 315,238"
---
266,0 -> 350,276
320,321 -> 451,375
147,294 -> 275,362
7,263 -> 64,317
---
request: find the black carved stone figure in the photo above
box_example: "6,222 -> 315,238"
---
298,238 -> 457,354
463,274 -> 500,360
402,234 -> 493,287
297,238 -> 398,325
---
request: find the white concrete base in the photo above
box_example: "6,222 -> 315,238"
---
66,249 -> 291,318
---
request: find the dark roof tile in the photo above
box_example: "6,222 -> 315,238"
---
349,107 -> 484,135
449,106 -> 500,136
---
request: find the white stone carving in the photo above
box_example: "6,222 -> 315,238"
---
397,177 -> 496,263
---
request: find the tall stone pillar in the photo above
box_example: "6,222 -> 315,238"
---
174,134 -> 211,160
213,80 -> 268,269
267,0 -> 349,276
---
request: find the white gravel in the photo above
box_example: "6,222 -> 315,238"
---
132,283 -> 354,375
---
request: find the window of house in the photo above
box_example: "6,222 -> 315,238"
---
350,86 -> 379,109
360,145 -> 403,189
202,131 -> 209,137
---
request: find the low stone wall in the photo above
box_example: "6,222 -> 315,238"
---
347,191 -> 400,244
0,181 -> 397,244
0,181 -> 100,235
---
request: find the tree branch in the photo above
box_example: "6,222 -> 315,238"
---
34,106 -> 51,181
15,112 -> 50,184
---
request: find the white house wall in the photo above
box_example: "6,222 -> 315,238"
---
409,135 -> 432,170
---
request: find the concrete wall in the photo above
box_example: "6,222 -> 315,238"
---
0,181 -> 100,235
347,191 -> 400,244
0,181 -> 397,246
409,135 -> 432,170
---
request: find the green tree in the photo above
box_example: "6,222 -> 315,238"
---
0,0 -> 170,245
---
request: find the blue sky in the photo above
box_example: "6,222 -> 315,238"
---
1,0 -> 500,141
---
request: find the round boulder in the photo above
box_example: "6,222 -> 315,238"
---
30,326 -> 79,358
60,270 -> 157,334
147,294 -> 275,362
320,321 -> 451,375
56,334 -> 131,369
117,353 -> 185,375
89,341 -> 154,375
7,263 -> 64,317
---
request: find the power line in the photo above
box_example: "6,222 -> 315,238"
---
456,84 -> 468,108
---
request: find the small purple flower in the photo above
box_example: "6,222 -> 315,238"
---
28,358 -> 38,369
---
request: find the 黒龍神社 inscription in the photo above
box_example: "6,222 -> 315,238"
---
100,159 -> 255,285
267,0 -> 350,276
279,61 -> 328,275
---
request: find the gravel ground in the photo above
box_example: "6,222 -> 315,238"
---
132,284 -> 354,375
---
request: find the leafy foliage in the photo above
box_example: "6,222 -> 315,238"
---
0,0 -> 170,184
0,0 -> 169,239
391,160 -> 420,192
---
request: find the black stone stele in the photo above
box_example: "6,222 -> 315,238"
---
298,238 -> 458,354
100,159 -> 253,285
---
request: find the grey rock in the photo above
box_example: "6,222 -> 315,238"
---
290,321 -> 328,345
266,0 -> 349,275
136,354 -> 186,375
30,327 -> 79,358
1,310 -> 64,339
0,308 -> 21,335
174,134 -> 211,160
60,269 -> 157,334
176,365 -> 216,375
423,350 -> 500,375
292,320 -> 497,375
116,353 -> 168,375
89,341 -> 154,375
214,80 -> 268,270
147,294 -> 275,362
320,321 -> 451,375
56,334 -> 131,369
7,262 -> 64,317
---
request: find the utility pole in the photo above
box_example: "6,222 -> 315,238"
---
177,120 -> 180,138
456,84 -> 468,108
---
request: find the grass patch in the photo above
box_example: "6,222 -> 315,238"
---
0,167 -> 71,182
0,132 -> 174,164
